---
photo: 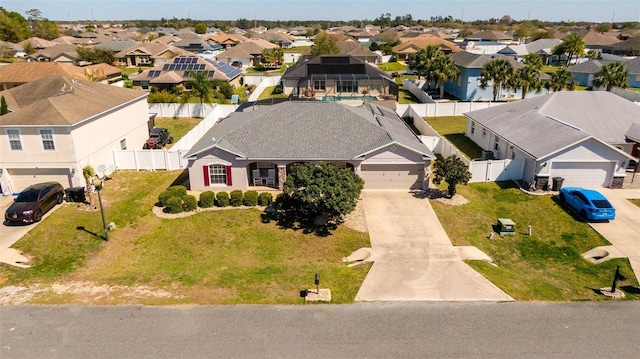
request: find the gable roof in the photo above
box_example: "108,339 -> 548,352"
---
393,34 -> 462,54
578,30 -> 621,46
464,91 -> 640,159
0,76 -> 147,127
186,101 -> 432,160
467,30 -> 513,42
115,42 -> 188,58
215,39 -> 278,59
27,44 -> 79,61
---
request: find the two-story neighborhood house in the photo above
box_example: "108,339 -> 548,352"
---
0,76 -> 149,194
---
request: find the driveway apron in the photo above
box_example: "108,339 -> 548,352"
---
588,189 -> 640,279
356,191 -> 513,302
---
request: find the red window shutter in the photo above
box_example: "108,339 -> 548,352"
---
203,165 -> 210,186
226,166 -> 232,186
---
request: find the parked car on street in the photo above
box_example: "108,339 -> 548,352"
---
559,187 -> 615,221
4,182 -> 65,224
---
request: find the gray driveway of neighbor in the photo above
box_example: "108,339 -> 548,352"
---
356,191 -> 513,302
587,188 -> 640,279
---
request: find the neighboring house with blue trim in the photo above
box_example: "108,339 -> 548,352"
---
567,55 -> 639,88
444,52 -> 548,101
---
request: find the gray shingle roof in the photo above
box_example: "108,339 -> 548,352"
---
465,91 -> 640,159
186,101 -> 433,160
450,52 -> 523,69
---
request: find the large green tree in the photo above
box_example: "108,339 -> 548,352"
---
77,46 -> 115,65
522,53 -> 543,70
0,96 -> 8,115
0,8 -> 31,42
479,59 -> 515,101
278,163 -> 364,231
310,31 -> 339,57
260,47 -> 284,68
593,61 -> 629,91
194,22 -> 207,34
432,155 -> 472,197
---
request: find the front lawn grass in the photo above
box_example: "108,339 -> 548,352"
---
424,116 -> 483,159
629,199 -> 640,207
0,170 -> 370,304
377,62 -> 406,72
258,86 -> 290,101
430,181 -> 639,301
398,89 -> 420,104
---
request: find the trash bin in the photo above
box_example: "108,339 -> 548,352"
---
64,187 -> 86,203
551,177 -> 564,191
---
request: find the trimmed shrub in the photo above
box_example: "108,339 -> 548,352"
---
243,190 -> 259,206
216,191 -> 229,207
199,191 -> 216,208
258,192 -> 273,206
165,197 -> 183,214
183,195 -> 197,212
229,190 -> 244,207
158,185 -> 187,206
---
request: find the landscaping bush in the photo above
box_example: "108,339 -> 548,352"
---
243,190 -> 258,206
165,197 -> 184,214
216,191 -> 229,207
158,185 -> 188,206
229,190 -> 244,207
258,192 -> 273,206
183,195 -> 197,212
199,191 -> 216,208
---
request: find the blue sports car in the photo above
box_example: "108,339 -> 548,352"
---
559,187 -> 615,221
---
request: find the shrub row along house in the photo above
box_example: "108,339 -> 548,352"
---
185,101 -> 434,191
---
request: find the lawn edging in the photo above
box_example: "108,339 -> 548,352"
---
152,204 -> 267,219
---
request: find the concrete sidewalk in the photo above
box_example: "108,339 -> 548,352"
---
355,191 -> 513,302
588,189 -> 640,280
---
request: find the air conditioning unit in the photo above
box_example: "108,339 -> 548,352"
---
481,150 -> 494,160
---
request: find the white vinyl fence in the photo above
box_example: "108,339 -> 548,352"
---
148,103 -> 216,118
114,105 -> 238,171
611,87 -> 640,103
248,75 -> 282,102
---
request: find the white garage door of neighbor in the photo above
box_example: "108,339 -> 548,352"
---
360,164 -> 423,189
7,168 -> 72,192
550,162 -> 614,188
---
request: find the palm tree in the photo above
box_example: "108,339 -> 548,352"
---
479,59 -> 515,101
511,66 -> 542,99
552,33 -> 585,65
522,53 -> 543,70
545,68 -> 575,92
422,45 -> 442,90
430,54 -> 460,99
181,69 -> 215,104
410,49 -> 430,80
593,62 -> 629,91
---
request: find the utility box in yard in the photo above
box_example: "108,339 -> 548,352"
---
497,218 -> 515,236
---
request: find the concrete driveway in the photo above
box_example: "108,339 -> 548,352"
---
0,195 -> 61,268
356,191 -> 513,302
587,189 -> 640,279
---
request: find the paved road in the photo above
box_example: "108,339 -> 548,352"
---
356,191 -> 512,301
1,302 -> 639,358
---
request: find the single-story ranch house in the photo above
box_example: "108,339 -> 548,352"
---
464,91 -> 639,189
185,101 -> 434,191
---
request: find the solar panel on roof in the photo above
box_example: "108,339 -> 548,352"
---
189,57 -> 197,63
178,57 -> 186,63
162,64 -> 170,70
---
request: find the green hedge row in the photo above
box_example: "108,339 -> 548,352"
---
157,186 -> 274,214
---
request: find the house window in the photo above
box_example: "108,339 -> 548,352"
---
482,129 -> 487,138
208,164 -> 228,184
6,129 -> 22,150
471,122 -> 475,134
336,80 -> 357,93
39,129 -> 55,150
494,137 -> 500,151
313,80 -> 326,91
120,138 -> 127,150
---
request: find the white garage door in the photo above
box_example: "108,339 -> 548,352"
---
550,162 -> 614,188
360,164 -> 424,189
7,168 -> 72,192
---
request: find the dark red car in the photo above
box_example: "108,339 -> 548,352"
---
4,182 -> 64,224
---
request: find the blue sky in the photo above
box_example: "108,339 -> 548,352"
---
2,0 -> 639,22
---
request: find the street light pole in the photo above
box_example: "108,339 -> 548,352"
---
92,177 -> 108,241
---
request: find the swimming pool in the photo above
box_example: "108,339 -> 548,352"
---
322,95 -> 378,102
